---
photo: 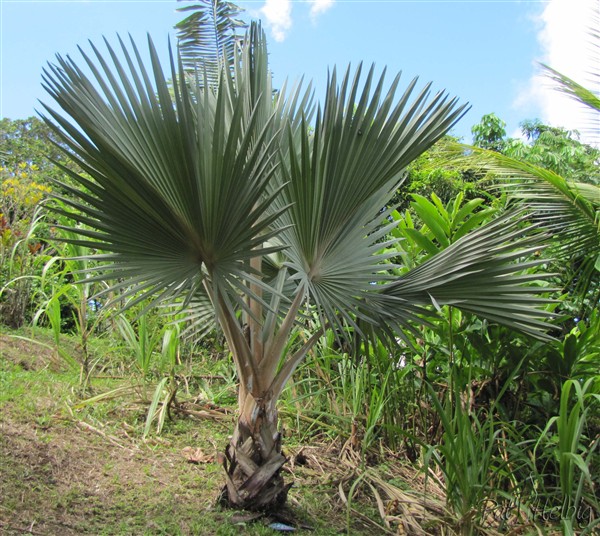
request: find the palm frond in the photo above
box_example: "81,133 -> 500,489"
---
175,0 -> 247,83
455,146 -> 600,264
540,4 -> 599,144
542,64 -> 600,115
274,64 -> 469,330
374,211 -> 556,341
542,63 -> 600,146
40,29 -> 285,313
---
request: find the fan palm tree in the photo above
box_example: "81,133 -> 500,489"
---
40,24 -> 554,511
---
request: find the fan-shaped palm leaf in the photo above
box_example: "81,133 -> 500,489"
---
380,211 -> 556,338
42,31 -> 284,311
275,65 -> 468,330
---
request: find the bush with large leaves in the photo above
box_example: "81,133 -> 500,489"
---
40,23 -> 555,511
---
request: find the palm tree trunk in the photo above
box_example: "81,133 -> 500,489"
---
219,391 -> 291,511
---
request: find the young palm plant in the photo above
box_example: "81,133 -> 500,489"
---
40,24 -> 555,511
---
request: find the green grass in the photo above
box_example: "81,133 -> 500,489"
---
0,328 -> 378,535
3,325 -> 586,535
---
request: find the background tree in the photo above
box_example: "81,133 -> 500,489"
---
471,112 -> 507,152
504,119 -> 600,184
0,117 -> 64,327
1,117 -> 76,183
469,110 -> 600,185
393,134 -> 495,212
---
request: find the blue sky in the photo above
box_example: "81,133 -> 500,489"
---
1,0 -> 596,142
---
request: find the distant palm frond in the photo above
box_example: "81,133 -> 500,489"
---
540,3 -> 600,144
542,64 -> 600,114
443,142 -> 599,310
474,149 -> 599,261
175,0 -> 247,84
542,63 -> 600,145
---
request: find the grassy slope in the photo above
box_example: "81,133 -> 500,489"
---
0,330 -> 387,536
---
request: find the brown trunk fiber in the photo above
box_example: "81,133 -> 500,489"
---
219,394 -> 290,511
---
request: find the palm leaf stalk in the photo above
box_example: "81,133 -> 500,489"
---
40,23 -> 555,511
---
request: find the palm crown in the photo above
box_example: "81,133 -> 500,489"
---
40,23 -> 554,510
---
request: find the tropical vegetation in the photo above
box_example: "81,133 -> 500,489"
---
1,0 -> 598,533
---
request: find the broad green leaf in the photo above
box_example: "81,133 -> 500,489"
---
451,197 -> 484,230
402,228 -> 439,256
410,194 -> 450,247
452,210 -> 495,242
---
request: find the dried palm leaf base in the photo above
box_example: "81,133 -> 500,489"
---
217,417 -> 291,512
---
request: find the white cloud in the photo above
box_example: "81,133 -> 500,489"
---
260,0 -> 293,42
509,127 -> 528,142
258,0 -> 335,42
309,0 -> 335,21
517,0 -> 599,144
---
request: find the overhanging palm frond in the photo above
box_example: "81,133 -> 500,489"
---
375,211 -> 557,341
542,64 -> 600,115
175,0 -> 247,83
539,3 -> 599,120
542,63 -> 600,147
466,148 -> 599,261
